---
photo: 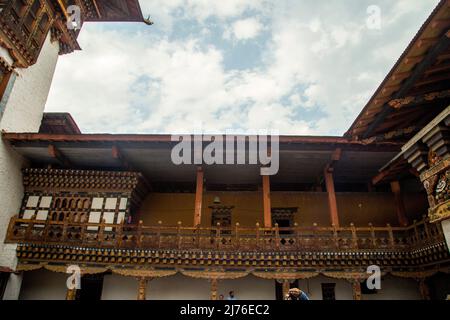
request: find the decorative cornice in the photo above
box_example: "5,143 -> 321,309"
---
22,168 -> 143,193
15,262 -> 450,281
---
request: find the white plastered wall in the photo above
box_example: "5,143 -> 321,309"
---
441,219 -> 450,253
17,272 -> 424,300
362,275 -> 421,300
0,33 -> 59,299
298,275 -> 353,300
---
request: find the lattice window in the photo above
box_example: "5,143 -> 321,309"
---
50,196 -> 91,222
210,204 -> 234,235
88,197 -> 128,231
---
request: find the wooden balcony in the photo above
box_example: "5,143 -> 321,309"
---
5,215 -> 445,253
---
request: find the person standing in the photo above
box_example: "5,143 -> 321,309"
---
285,288 -> 309,300
227,291 -> 237,300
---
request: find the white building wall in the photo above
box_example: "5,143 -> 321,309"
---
362,275 -> 421,300
0,33 -> 59,299
442,219 -> 450,253
101,274 -> 138,300
218,276 -> 275,300
149,274 -> 211,300
298,276 -> 353,300
17,271 -> 424,300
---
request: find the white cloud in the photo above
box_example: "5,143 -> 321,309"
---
224,18 -> 264,41
45,0 -> 441,136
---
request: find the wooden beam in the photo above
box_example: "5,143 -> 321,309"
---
388,89 -> 450,109
404,55 -> 425,65
363,32 -> 450,138
424,63 -> 450,75
112,145 -> 132,170
390,180 -> 409,227
431,19 -> 450,29
92,0 -> 102,19
372,170 -> 390,185
262,175 -> 271,228
323,148 -> 342,227
417,37 -> 439,49
48,144 -> 71,167
391,71 -> 412,82
324,165 -> 339,228
193,167 -> 204,226
414,73 -> 450,87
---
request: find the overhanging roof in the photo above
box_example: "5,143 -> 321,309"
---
2,132 -> 401,186
346,0 -> 450,140
84,0 -> 145,22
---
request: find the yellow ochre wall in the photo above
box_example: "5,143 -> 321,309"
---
138,192 -> 427,228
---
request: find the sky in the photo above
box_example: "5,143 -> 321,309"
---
45,0 -> 440,135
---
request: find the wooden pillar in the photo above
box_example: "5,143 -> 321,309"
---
324,166 -> 339,228
418,278 -> 430,300
351,280 -> 362,300
210,278 -> 218,300
194,167 -> 204,226
66,288 -> 76,300
137,277 -> 148,300
262,175 -> 272,228
282,280 -> 290,299
390,180 -> 409,227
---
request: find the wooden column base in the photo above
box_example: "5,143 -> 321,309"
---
210,278 -> 218,300
282,280 -> 290,300
351,281 -> 362,300
418,278 -> 431,300
137,277 -> 148,300
66,288 -> 77,300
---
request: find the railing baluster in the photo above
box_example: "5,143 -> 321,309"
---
136,220 -> 143,247
332,223 -> 339,249
25,214 -> 36,241
294,222 -> 300,250
255,222 -> 260,250
156,220 -> 162,249
350,223 -> 358,249
98,218 -> 105,246
116,219 -> 124,248
422,215 -> 430,240
369,223 -> 376,247
235,222 -> 240,250
216,222 -> 221,250
274,223 -> 280,250
196,224 -> 201,249
177,221 -> 182,250
387,223 -> 394,247
413,219 -> 419,243
312,223 -> 318,250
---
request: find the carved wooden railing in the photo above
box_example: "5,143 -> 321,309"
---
5,215 -> 445,252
